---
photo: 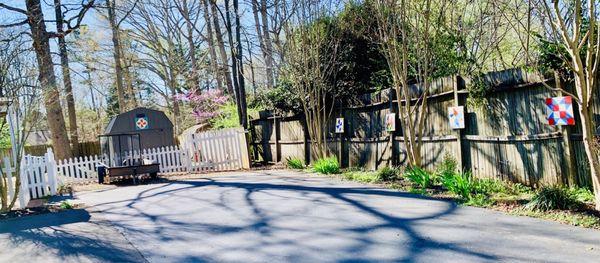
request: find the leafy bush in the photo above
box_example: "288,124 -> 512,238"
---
525,187 -> 583,212
376,166 -> 400,182
286,157 -> 305,169
436,154 -> 457,177
313,157 -> 340,174
404,167 -> 437,189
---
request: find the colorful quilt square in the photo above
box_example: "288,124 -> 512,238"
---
335,118 -> 344,133
546,96 -> 575,126
448,106 -> 465,129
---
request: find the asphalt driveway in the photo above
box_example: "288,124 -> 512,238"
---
1,170 -> 600,262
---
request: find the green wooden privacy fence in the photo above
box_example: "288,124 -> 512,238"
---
249,68 -> 596,189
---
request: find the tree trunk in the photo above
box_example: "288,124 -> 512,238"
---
54,0 -> 79,156
201,0 -> 223,91
209,0 -> 235,96
579,103 -> 600,210
260,0 -> 275,88
181,0 -> 200,92
107,0 -> 127,113
26,0 -> 72,160
233,0 -> 247,129
224,0 -> 242,122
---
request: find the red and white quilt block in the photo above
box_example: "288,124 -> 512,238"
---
545,96 -> 575,126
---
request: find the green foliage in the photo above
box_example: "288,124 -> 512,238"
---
209,103 -> 261,129
466,73 -> 492,109
404,167 -> 438,189
0,122 -> 12,148
254,81 -> 302,115
376,166 -> 400,182
566,188 -> 595,204
525,187 -> 583,212
436,154 -> 457,178
286,157 -> 305,170
60,201 -> 73,210
313,157 -> 340,174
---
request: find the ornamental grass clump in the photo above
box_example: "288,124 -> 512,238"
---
286,157 -> 305,169
313,157 -> 340,174
525,187 -> 584,212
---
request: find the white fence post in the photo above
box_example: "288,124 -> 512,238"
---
45,148 -> 58,195
18,155 -> 29,208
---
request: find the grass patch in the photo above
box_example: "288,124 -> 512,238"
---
286,157 -> 305,169
313,157 -> 340,174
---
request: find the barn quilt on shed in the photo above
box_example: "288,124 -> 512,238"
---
546,96 -> 575,126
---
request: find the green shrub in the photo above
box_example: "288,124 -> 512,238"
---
313,157 -> 340,174
404,167 -> 437,189
525,187 -> 583,212
376,166 -> 400,182
436,154 -> 457,177
286,157 -> 305,169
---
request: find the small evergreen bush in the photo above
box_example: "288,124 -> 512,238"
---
313,157 -> 340,174
286,157 -> 305,169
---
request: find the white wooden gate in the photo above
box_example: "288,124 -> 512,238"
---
184,127 -> 249,172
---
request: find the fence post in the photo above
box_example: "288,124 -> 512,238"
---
45,148 -> 58,195
18,155 -> 29,208
555,75 -> 578,186
453,75 -> 467,172
388,88 -> 397,167
238,128 -> 251,169
4,157 -> 14,204
274,116 -> 281,163
302,118 -> 310,165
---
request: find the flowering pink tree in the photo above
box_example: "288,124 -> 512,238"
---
175,90 -> 229,123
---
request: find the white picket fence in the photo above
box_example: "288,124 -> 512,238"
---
1,128 -> 250,209
57,155 -> 102,183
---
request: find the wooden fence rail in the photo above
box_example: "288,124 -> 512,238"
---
250,68 -> 597,189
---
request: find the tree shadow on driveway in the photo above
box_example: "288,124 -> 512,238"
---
0,209 -> 146,262
82,176 -> 501,262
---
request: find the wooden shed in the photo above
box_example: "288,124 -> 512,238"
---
104,107 -> 175,150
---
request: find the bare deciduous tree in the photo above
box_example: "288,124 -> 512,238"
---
532,0 -> 600,210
